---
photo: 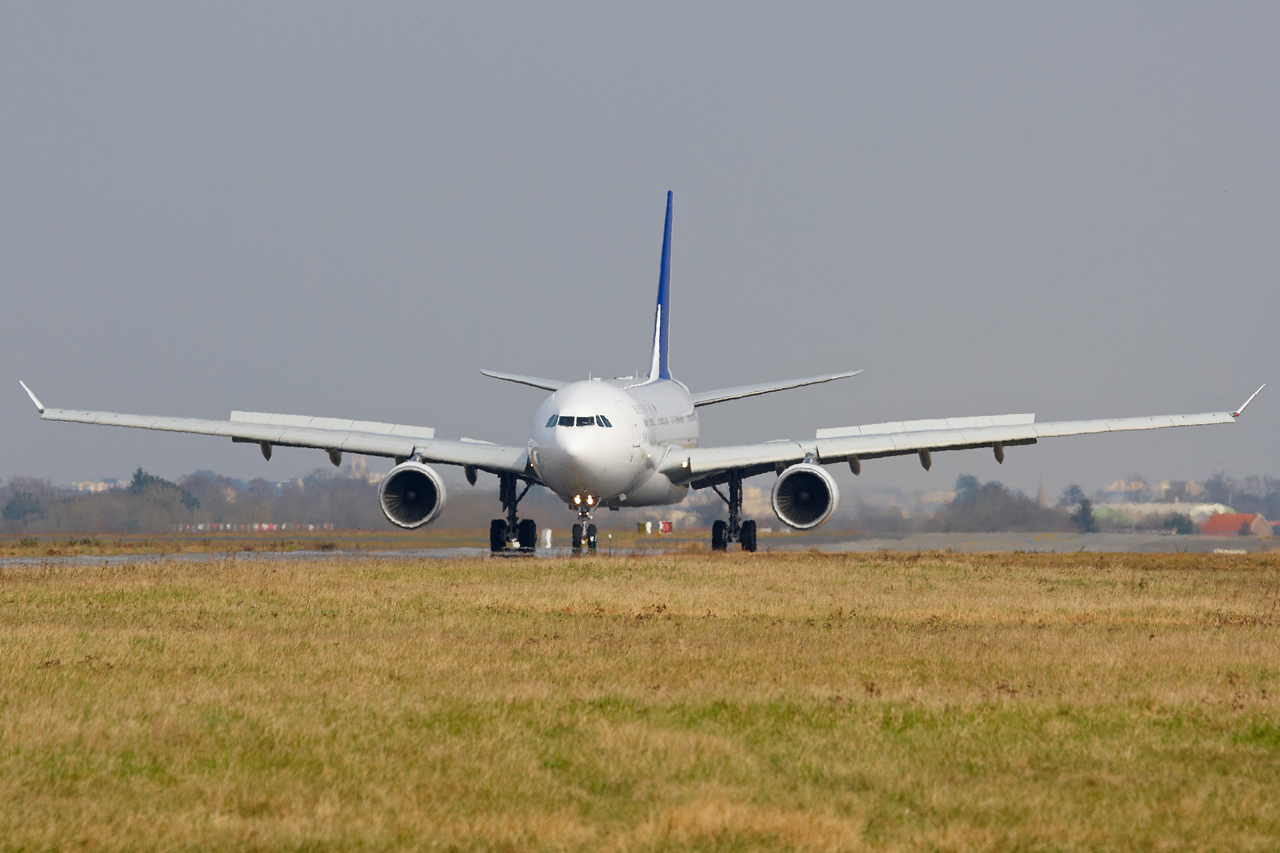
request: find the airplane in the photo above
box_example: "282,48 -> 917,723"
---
20,192 -> 1264,553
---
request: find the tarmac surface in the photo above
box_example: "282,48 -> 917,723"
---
2,531 -> 1276,567
778,531 -> 1278,554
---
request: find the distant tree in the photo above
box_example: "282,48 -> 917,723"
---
1121,474 -> 1151,502
1231,476 -> 1280,520
1204,472 -> 1234,505
246,477 -> 277,504
2,490 -> 45,521
1058,485 -> 1087,508
1073,499 -> 1095,533
934,479 -> 1072,533
1162,513 -> 1195,535
129,467 -> 199,509
1239,519 -> 1253,536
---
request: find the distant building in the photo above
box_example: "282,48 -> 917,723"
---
1093,502 -> 1230,525
72,479 -> 123,493
1200,512 -> 1272,537
341,454 -> 384,485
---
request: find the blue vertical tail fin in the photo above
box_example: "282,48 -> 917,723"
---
647,191 -> 673,381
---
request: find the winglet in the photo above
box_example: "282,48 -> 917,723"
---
19,380 -> 45,414
1232,384 -> 1265,418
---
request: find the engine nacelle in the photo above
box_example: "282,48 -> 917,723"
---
378,462 -> 447,529
771,463 -> 839,530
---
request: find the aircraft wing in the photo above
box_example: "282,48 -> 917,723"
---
479,370 -> 568,392
19,383 -> 531,476
690,369 -> 862,407
662,387 -> 1263,488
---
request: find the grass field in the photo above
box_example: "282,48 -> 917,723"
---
3,551 -> 1279,851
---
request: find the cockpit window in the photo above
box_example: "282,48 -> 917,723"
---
596,415 -> 612,427
575,416 -> 595,427
557,415 -> 574,427
545,415 -> 558,428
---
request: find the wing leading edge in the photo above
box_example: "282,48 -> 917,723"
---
663,388 -> 1261,488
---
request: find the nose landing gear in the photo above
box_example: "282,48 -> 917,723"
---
489,472 -> 537,554
571,498 -> 598,553
709,469 -> 758,552
571,522 -> 598,553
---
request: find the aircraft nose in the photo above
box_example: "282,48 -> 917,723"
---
542,422 -> 639,498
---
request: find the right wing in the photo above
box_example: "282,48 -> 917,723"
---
20,383 -> 531,476
662,387 -> 1263,487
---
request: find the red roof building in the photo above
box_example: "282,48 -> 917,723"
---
1200,512 -> 1272,537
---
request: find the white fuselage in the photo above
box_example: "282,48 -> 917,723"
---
527,378 -> 698,510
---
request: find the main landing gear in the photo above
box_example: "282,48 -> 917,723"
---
709,469 -> 757,553
489,472 -> 537,554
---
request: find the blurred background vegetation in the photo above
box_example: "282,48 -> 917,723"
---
3,465 -> 1277,536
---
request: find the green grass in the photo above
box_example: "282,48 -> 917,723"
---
2,551 -> 1279,850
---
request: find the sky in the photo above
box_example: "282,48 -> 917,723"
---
2,3 -> 1277,509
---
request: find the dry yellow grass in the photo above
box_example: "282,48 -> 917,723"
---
2,550 -> 1278,851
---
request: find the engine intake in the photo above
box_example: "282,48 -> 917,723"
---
379,462 -> 447,528
771,463 -> 839,529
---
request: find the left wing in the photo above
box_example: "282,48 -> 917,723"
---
19,382 -> 531,476
479,370 -> 568,392
663,387 -> 1263,487
690,369 -> 862,407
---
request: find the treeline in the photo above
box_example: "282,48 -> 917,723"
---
0,468 -> 390,534
853,475 -> 1073,535
0,467 -> 585,534
1197,473 -> 1280,519
852,475 -> 1205,536
4,467 -> 1276,536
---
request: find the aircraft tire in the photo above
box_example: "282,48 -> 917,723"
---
740,520 -> 757,553
517,519 -> 537,550
572,523 -> 583,552
586,524 -> 598,551
711,520 -> 728,551
489,519 -> 507,552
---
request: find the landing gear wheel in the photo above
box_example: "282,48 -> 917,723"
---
517,519 -> 537,550
572,523 -> 583,553
739,520 -> 757,553
711,520 -> 728,551
489,519 -> 507,552
586,524 -> 598,552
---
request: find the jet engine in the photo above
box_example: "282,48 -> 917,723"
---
378,461 -> 447,528
771,463 -> 839,530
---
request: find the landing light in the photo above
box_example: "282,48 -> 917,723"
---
586,495 -> 595,506
573,495 -> 582,505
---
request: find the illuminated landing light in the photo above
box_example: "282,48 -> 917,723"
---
573,495 -> 582,505
586,495 -> 595,506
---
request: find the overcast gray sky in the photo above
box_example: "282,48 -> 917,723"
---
2,3 -> 1276,505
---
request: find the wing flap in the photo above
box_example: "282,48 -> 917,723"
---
816,413 -> 1034,438
230,410 -> 435,439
